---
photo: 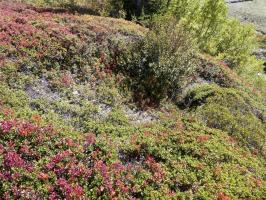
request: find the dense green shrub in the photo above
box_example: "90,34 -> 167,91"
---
122,0 -> 168,20
117,18 -> 197,105
184,84 -> 266,156
209,19 -> 257,68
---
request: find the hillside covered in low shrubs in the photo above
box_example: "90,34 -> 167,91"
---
0,1 -> 265,199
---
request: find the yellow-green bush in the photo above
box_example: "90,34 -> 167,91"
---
167,0 -> 258,69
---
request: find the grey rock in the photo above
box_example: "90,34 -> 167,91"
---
227,0 -> 266,33
25,78 -> 60,102
124,106 -> 157,124
254,49 -> 266,61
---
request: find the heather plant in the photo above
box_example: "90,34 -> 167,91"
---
0,107 -> 135,199
22,0 -> 125,17
0,102 -> 265,199
20,0 -> 260,70
0,1 -> 142,85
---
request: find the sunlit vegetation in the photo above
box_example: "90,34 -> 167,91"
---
0,1 -> 265,199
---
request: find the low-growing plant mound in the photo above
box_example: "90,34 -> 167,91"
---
184,84 -> 266,156
0,104 -> 265,199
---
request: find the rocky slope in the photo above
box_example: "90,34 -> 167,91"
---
227,0 -> 266,34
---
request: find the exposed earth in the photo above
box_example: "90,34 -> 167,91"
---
227,0 -> 266,34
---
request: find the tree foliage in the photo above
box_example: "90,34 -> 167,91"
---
167,0 -> 257,68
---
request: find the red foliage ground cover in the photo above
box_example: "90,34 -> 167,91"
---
0,1 -> 93,82
0,103 -> 166,199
